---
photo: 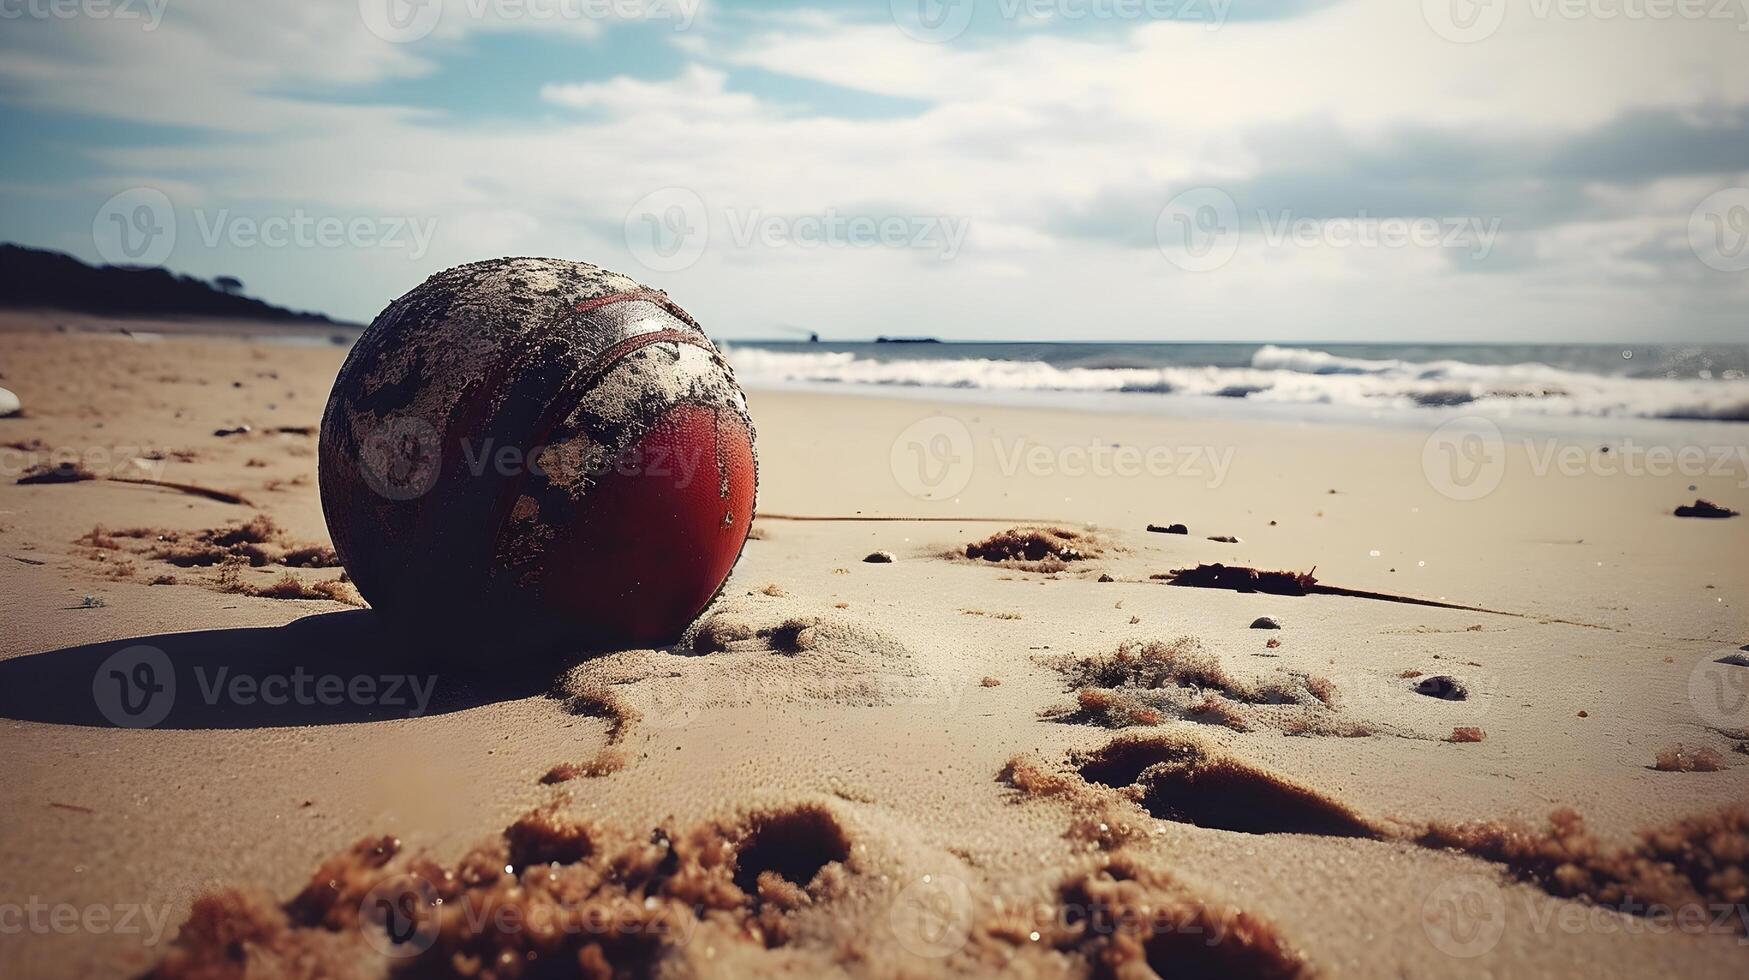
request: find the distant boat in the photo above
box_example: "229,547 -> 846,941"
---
875,336 -> 941,344
774,324 -> 820,343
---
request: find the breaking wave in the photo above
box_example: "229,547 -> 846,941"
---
722,344 -> 1749,422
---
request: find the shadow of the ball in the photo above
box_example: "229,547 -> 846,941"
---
332,402 -> 758,653
0,610 -> 567,729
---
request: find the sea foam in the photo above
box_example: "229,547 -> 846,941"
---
722,344 -> 1749,422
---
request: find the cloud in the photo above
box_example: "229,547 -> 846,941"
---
542,65 -> 765,117
0,0 -> 1744,340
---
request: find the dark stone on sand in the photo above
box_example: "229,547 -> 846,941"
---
1249,616 -> 1281,630
1097,573 -> 1115,582
863,551 -> 895,564
1414,675 -> 1468,701
1208,535 -> 1240,543
1675,499 -> 1739,518
1717,653 -> 1749,668
17,461 -> 94,485
1147,523 -> 1189,535
213,425 -> 252,437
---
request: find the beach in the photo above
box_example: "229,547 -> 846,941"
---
1,313 -> 1746,978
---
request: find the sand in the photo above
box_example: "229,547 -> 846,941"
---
1,311 -> 1746,978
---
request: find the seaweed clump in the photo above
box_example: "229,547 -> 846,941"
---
964,526 -> 1092,570
1164,563 -> 1317,596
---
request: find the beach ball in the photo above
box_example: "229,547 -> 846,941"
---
318,257 -> 757,649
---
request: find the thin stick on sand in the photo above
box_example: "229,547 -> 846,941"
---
1162,563 -> 1613,629
107,476 -> 252,506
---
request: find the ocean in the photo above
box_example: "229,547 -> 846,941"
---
720,341 -> 1749,435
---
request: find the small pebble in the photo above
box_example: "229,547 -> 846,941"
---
863,551 -> 895,564
1249,616 -> 1282,630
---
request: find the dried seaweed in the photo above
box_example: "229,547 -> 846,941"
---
1162,562 -> 1561,619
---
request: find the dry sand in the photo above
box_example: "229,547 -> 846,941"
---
1,312 -> 1746,977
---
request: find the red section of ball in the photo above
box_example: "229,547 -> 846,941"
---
537,403 -> 756,647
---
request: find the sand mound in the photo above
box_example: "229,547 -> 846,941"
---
977,857 -> 1309,979
1652,744 -> 1727,772
1419,806 -> 1749,932
565,603 -> 937,730
1048,687 -> 1166,729
998,753 -> 1149,852
1045,639 -> 1330,706
146,802 -> 860,979
540,749 -> 626,784
1041,639 -> 1356,735
217,566 -> 360,604
555,683 -> 642,744
72,517 -> 353,601
1071,733 -> 1381,838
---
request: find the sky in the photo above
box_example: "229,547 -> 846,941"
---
1,0 -> 1746,341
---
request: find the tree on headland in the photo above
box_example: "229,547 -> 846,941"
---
213,275 -> 243,295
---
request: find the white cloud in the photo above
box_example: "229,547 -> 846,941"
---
1,0 -> 1744,338
542,65 -> 765,117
